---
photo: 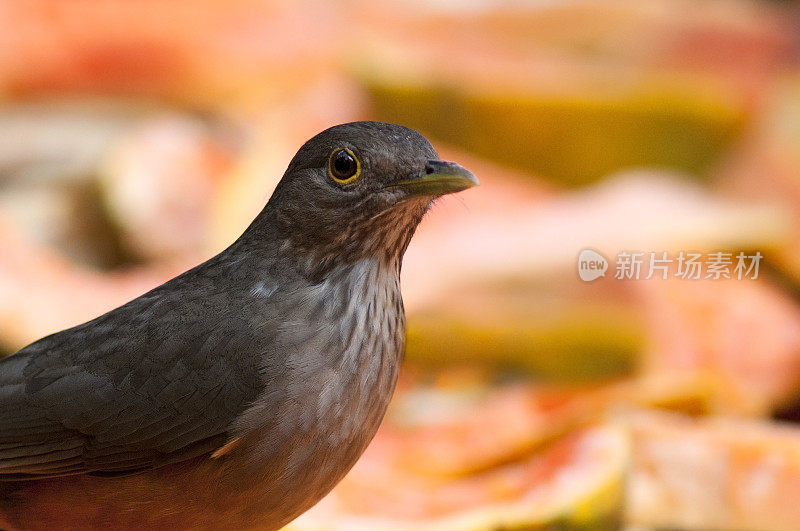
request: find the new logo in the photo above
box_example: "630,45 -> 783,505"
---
577,249 -> 608,282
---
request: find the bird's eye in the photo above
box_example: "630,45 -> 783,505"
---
328,148 -> 360,184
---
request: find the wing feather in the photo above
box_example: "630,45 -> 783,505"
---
0,285 -> 265,480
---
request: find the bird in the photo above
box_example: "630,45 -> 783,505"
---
0,121 -> 478,530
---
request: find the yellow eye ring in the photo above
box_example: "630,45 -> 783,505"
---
328,148 -> 361,184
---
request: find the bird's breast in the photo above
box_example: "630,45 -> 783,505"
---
225,258 -> 405,525
278,258 -> 404,442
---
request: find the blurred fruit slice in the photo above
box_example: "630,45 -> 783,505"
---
640,276 -> 800,416
405,277 -> 643,381
289,424 -> 627,531
0,0 -> 346,107
720,76 -> 800,284
624,409 -> 800,530
357,42 -> 745,187
0,100 -> 152,268
99,113 -> 235,263
385,374 -> 712,479
354,0 -> 790,186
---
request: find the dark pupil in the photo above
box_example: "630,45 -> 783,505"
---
332,150 -> 356,179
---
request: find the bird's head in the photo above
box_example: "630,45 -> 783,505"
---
260,121 -> 477,276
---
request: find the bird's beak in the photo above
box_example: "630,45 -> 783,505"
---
388,160 -> 479,198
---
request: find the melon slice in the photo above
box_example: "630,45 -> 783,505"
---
624,409 -> 800,530
289,425 -> 627,531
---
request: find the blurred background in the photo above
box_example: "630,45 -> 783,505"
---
2,0 -> 800,528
